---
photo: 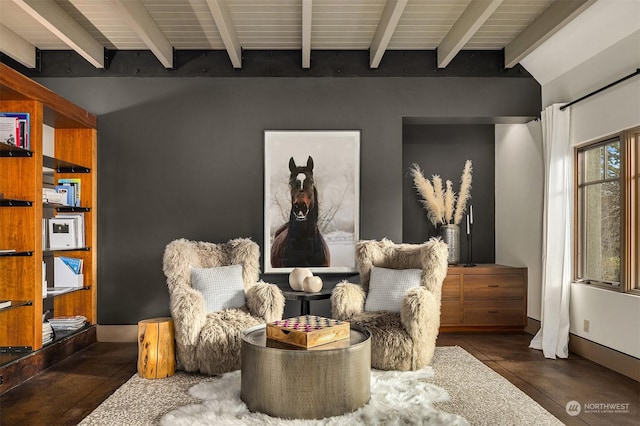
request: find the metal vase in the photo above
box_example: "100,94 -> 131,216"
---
439,224 -> 460,265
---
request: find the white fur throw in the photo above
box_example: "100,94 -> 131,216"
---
332,238 -> 448,370
163,238 -> 285,375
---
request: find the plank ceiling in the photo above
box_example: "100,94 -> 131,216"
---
0,0 -> 596,70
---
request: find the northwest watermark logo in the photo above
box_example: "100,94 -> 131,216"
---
566,400 -> 631,416
584,402 -> 631,414
566,401 -> 581,416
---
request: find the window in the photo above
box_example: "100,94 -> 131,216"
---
576,127 -> 639,294
628,128 -> 639,293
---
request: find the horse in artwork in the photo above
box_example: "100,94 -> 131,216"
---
271,156 -> 330,268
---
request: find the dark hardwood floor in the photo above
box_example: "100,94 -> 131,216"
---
1,333 -> 637,425
438,333 -> 639,425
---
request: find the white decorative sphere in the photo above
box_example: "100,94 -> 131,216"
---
302,276 -> 323,293
289,268 -> 312,291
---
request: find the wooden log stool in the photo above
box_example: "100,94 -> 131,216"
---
137,317 -> 176,379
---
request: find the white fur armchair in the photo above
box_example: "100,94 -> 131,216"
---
163,238 -> 285,375
331,238 -> 448,370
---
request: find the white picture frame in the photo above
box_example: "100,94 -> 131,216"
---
264,130 -> 360,273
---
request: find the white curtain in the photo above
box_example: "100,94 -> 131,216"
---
530,103 -> 572,359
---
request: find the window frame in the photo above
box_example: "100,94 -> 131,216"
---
575,126 -> 639,295
625,127 -> 639,295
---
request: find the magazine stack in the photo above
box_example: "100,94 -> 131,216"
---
48,315 -> 87,332
42,321 -> 54,345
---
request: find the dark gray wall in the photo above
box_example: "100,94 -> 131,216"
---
402,125 -> 495,263
36,76 -> 540,324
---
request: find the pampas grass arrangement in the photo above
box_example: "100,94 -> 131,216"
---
410,160 -> 473,227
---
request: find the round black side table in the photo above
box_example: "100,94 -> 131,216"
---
279,288 -> 332,315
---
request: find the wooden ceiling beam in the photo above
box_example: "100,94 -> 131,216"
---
437,0 -> 503,68
187,0 -> 218,49
206,0 -> 242,68
302,0 -> 312,69
369,0 -> 407,68
0,24 -> 37,68
112,0 -> 173,69
11,0 -> 104,68
504,0 -> 596,68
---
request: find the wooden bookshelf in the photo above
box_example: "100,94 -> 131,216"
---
0,63 -> 97,379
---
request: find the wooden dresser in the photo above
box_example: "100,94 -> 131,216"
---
440,264 -> 527,331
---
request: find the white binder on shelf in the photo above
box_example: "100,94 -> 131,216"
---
48,218 -> 77,249
42,261 -> 48,297
54,257 -> 84,288
54,213 -> 85,248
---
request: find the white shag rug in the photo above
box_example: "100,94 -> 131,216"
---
80,346 -> 562,426
159,367 -> 467,425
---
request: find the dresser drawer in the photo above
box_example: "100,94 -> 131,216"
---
442,275 -> 461,300
463,309 -> 525,326
463,274 -> 524,299
463,299 -> 525,326
440,300 -> 462,324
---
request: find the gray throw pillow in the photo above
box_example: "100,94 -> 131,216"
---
190,264 -> 246,313
364,266 -> 422,312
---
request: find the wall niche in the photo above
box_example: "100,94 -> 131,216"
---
402,123 -> 496,264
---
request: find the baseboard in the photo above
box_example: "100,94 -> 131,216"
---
525,317 -> 541,335
569,334 -> 639,381
526,317 -> 639,381
97,325 -> 138,342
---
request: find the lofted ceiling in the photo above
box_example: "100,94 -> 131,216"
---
0,0 -> 596,72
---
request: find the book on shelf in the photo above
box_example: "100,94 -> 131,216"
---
59,256 -> 83,274
42,322 -> 54,345
42,261 -> 47,297
0,249 -> 17,253
54,212 -> 85,247
42,219 -> 47,250
0,116 -> 18,146
43,188 -> 67,205
0,300 -> 11,309
0,113 -> 30,149
57,178 -> 81,207
48,217 -> 77,249
46,287 -> 76,295
48,315 -> 87,331
55,185 -> 75,206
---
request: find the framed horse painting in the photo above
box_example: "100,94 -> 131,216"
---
264,130 -> 360,273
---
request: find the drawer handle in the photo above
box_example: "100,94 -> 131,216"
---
488,310 -> 499,314
488,284 -> 499,288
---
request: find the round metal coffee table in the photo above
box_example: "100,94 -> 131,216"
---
241,324 -> 371,420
